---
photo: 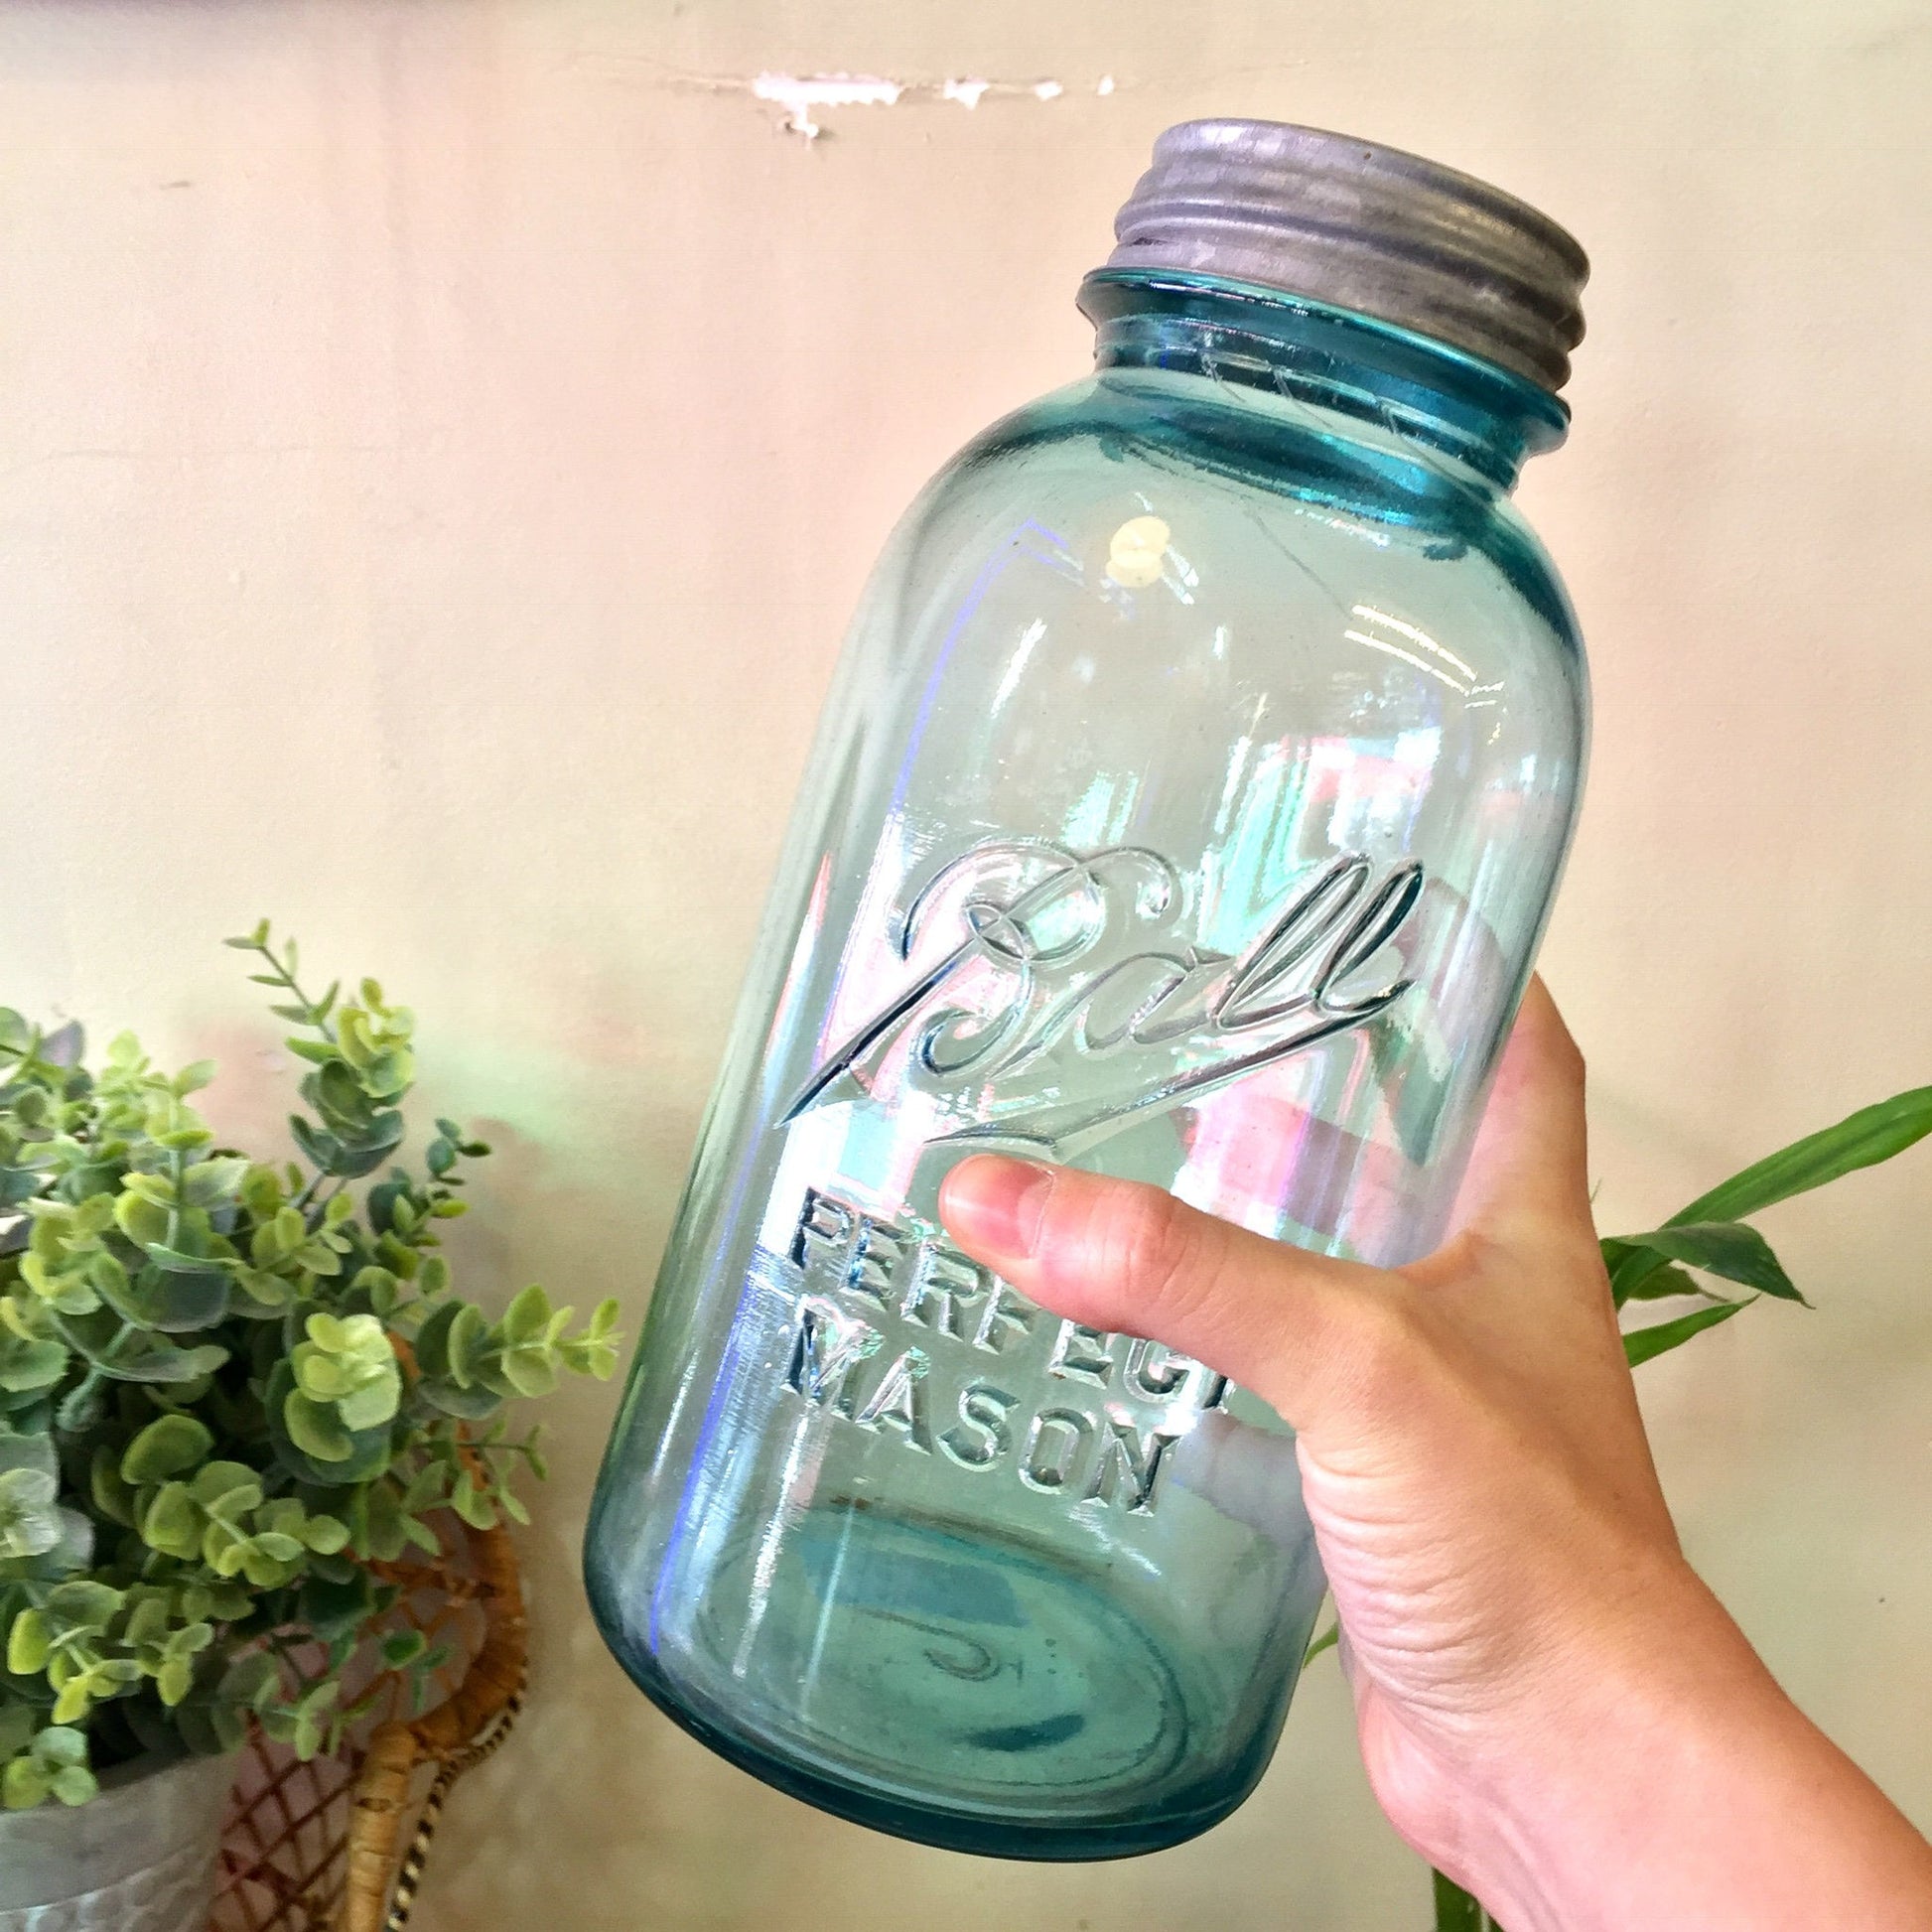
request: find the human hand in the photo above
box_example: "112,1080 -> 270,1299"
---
939,980 -> 1932,1929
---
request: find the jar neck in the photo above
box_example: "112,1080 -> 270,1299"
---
1077,270 -> 1570,493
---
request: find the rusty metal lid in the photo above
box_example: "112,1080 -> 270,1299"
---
1104,119 -> 1588,393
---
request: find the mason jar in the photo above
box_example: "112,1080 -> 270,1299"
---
587,118 -> 1590,1860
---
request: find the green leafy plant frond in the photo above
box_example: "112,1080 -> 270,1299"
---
1609,1083 -> 1932,1364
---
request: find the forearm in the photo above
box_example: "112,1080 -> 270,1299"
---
1460,1565 -> 1932,1931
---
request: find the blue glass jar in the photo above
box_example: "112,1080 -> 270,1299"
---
587,120 -> 1590,1859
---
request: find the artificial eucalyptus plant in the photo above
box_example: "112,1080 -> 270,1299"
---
0,925 -> 621,1809
1365,1078 -> 1932,1932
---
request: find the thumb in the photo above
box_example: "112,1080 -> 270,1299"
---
1449,975 -> 1594,1243
938,1157 -> 1379,1426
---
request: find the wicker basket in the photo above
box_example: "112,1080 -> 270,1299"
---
209,1519 -> 527,1932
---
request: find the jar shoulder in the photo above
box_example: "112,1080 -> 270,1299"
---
873,371 -> 1586,716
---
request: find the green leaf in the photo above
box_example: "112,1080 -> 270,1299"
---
312,1059 -> 376,1134
1606,1222 -> 1805,1305
0,1170 -> 43,1212
298,1570 -> 381,1641
1303,1619 -> 1340,1667
181,1157 -> 251,1209
360,1480 -> 410,1562
233,1267 -> 295,1311
89,1333 -> 229,1384
380,1629 -> 428,1669
418,1376 -> 503,1422
8,1608 -> 52,1674
493,1347 -> 559,1400
121,1414 -> 214,1484
141,1241 -> 229,1277
129,1258 -> 233,1332
89,1448 -> 137,1525
123,1595 -> 170,1645
188,1460 -> 261,1509
140,1482 -> 202,1559
401,1513 -> 443,1555
30,1730 -> 85,1778
1609,1084 -> 1932,1305
48,1579 -> 122,1626
1623,1297 -> 1753,1367
1669,1085 -> 1932,1226
301,1513 -> 350,1555
288,1115 -> 342,1174
218,1651 -> 281,1709
500,1285 -> 551,1345
264,1363 -> 390,1483
446,1304 -> 489,1385
112,1189 -> 170,1250
401,1462 -> 449,1513
365,1174 -> 408,1236
283,1390 -> 355,1463
335,1376 -> 399,1432
451,1471 -> 496,1530
0,1331 -> 67,1394
1599,1252 -> 1703,1305
1432,1869 -> 1489,1931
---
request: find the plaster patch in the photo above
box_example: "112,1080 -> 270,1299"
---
752,72 -> 903,138
733,71 -> 1098,138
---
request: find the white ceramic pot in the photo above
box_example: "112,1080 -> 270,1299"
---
0,1748 -> 236,1932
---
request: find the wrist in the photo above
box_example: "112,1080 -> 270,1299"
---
1457,1559 -> 1932,1931
1463,1558 -> 1770,1924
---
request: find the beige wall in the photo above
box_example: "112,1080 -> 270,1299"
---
2,2 -> 1928,1925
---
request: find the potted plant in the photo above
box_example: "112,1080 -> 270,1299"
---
0,924 -> 621,1929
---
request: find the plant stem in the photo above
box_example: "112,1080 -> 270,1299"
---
243,940 -> 337,1045
1433,1869 -> 1497,1931
300,1173 -> 348,1234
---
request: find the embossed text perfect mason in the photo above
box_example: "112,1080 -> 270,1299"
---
779,1185 -> 1232,1517
587,119 -> 1591,1860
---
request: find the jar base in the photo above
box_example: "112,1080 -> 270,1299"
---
587,1505 -> 1285,1861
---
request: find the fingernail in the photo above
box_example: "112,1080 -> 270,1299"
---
940,1157 -> 1056,1264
